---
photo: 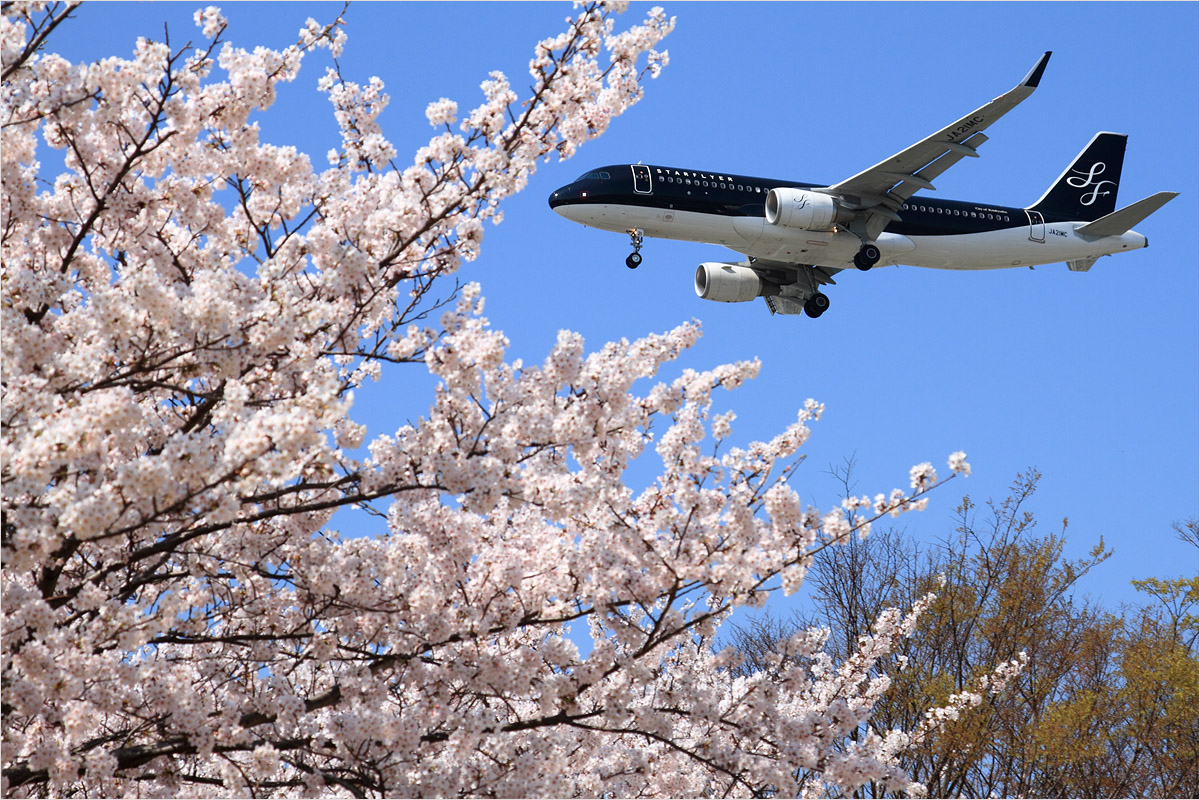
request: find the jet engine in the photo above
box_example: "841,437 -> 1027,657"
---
695,262 -> 777,303
765,188 -> 853,231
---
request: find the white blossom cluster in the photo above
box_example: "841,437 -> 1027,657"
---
1,2 -> 999,797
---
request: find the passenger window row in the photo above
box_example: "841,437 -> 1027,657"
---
900,202 -> 1010,222
656,168 -> 764,194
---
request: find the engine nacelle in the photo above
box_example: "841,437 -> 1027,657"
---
765,188 -> 851,231
695,262 -> 774,303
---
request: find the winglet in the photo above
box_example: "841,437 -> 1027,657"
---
1022,51 -> 1052,89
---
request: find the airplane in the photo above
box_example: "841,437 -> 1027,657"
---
547,52 -> 1178,317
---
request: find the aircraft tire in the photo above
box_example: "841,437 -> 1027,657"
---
626,252 -> 642,269
855,244 -> 881,271
804,292 -> 830,318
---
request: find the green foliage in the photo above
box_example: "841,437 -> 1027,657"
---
1131,574 -> 1199,648
730,469 -> 1199,798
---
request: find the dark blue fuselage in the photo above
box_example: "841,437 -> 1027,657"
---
549,163 -> 1033,236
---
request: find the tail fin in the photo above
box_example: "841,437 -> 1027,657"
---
1028,132 -> 1127,221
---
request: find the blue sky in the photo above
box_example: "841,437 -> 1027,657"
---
45,2 -> 1198,612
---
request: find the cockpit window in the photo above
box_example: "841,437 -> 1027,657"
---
576,170 -> 612,181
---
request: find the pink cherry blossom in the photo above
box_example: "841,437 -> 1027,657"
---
1,3 -> 1004,797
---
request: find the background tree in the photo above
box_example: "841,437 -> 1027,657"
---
1,4 -> 992,796
729,468 -> 1199,798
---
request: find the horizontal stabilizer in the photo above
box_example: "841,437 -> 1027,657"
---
1077,191 -> 1179,237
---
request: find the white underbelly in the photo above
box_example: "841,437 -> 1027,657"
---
615,206 -> 868,264
563,204 -> 1146,271
906,227 -> 1147,270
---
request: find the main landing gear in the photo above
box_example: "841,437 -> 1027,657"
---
625,228 -> 644,269
803,292 -> 830,318
853,243 -> 881,271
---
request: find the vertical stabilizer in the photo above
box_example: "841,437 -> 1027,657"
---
1028,132 -> 1126,221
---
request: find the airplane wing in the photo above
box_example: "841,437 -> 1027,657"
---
740,257 -> 841,286
819,52 -> 1052,241
734,257 -> 841,316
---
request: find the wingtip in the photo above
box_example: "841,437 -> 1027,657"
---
1023,51 -> 1052,88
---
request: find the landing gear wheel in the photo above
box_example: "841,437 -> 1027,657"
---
803,292 -> 830,318
854,243 -> 881,271
625,228 -> 645,269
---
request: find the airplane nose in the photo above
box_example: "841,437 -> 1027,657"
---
548,184 -> 572,210
552,201 -> 580,222
548,188 -> 589,223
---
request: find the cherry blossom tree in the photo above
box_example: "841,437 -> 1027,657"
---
2,2 -> 1004,796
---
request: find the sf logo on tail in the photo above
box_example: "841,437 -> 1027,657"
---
1067,162 -> 1117,206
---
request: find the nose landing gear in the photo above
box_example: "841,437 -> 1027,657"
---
625,228 -> 644,269
854,243 -> 881,271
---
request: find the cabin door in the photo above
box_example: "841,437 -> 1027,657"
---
1025,209 -> 1045,242
631,165 -> 653,194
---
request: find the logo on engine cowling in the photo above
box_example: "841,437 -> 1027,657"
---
1066,162 -> 1116,206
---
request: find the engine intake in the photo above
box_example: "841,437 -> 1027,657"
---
695,262 -> 777,303
765,188 -> 852,231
